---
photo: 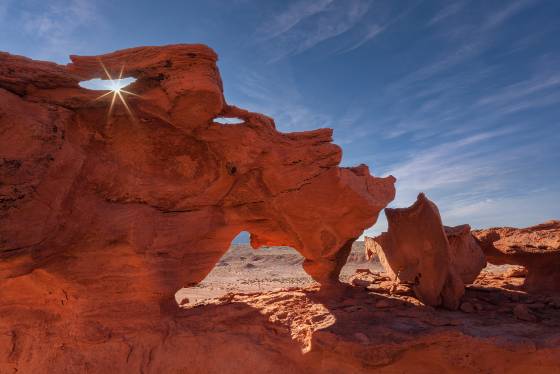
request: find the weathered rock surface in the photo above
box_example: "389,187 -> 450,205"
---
365,193 -> 485,309
445,224 -> 487,284
2,270 -> 560,374
473,220 -> 560,293
0,44 -> 395,290
0,44 -> 397,372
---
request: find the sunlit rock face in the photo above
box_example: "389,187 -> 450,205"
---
365,193 -> 485,310
0,44 -> 394,314
473,220 -> 560,293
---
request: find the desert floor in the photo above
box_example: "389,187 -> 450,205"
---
176,242 -> 512,305
176,243 -> 378,304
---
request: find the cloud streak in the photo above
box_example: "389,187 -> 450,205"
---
428,1 -> 467,26
232,69 -> 334,132
386,129 -> 513,195
257,0 -> 335,40
256,0 -> 372,61
19,0 -> 103,61
482,0 -> 537,29
391,0 -> 541,97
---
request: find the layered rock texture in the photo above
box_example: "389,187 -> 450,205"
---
0,44 -> 395,292
365,193 -> 486,309
0,44 -> 398,372
474,220 -> 560,293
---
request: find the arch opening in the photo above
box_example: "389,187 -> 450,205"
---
79,77 -> 137,91
213,116 -> 244,125
338,240 -> 384,282
175,231 -> 316,306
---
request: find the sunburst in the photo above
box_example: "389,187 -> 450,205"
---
94,60 -> 139,121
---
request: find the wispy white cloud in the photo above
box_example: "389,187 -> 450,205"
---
232,69 -> 334,132
477,72 -> 560,107
334,0 -> 423,55
20,0 -> 103,61
337,24 -> 384,54
382,126 -> 531,211
387,131 -> 507,189
428,0 -> 467,26
496,92 -> 560,115
258,0 -> 335,40
482,0 -> 537,30
442,189 -> 560,229
257,0 -> 427,59
256,0 -> 372,61
368,0 -> 556,154
391,0 -> 541,96
390,39 -> 487,92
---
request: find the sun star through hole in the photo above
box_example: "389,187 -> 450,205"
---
91,61 -> 140,121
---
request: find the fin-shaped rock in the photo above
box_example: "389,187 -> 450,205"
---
365,193 -> 485,309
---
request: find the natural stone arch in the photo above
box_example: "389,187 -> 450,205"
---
0,45 -> 396,316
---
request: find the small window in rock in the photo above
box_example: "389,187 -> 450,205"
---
214,117 -> 244,125
79,77 -> 137,91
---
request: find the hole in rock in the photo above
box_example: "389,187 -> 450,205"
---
79,77 -> 137,91
338,240 -> 384,282
176,232 -> 317,306
213,117 -> 244,125
232,231 -> 249,244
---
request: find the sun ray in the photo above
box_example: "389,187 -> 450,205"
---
92,60 -> 139,122
98,59 -> 113,81
119,89 -> 140,97
117,90 -> 135,121
108,91 -> 118,118
94,90 -> 114,101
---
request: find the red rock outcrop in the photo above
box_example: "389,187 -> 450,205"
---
0,44 -> 397,371
473,220 -> 560,293
445,224 -> 487,284
0,44 -> 395,294
365,193 -> 486,309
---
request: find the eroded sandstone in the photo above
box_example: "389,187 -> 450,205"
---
0,44 -> 395,296
365,193 -> 485,309
473,220 -> 560,293
0,44 -> 398,371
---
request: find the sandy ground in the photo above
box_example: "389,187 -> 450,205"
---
177,242 -> 383,304
176,242 -> 519,306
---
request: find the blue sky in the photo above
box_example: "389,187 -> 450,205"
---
1,0 -> 559,235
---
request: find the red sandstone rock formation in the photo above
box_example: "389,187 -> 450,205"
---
0,44 -> 395,295
365,193 -> 485,309
445,224 -> 487,284
473,220 -> 560,293
0,44 -> 398,372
